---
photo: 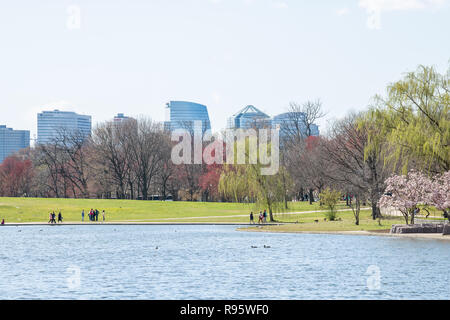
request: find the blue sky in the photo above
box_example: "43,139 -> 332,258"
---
0,0 -> 449,140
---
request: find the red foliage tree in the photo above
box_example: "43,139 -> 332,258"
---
0,156 -> 34,197
199,164 -> 222,202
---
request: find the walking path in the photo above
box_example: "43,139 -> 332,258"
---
115,207 -> 372,222
1,208 -> 370,225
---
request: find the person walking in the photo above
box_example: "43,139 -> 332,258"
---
81,209 -> 85,222
258,212 -> 263,224
250,212 -> 254,224
48,212 -> 53,224
102,210 -> 105,222
89,209 -> 94,221
95,209 -> 99,222
1,219 -> 5,225
51,211 -> 56,224
58,211 -> 63,223
263,210 -> 267,223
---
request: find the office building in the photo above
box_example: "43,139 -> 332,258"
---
164,101 -> 211,133
37,110 -> 92,144
227,105 -> 271,129
0,125 -> 30,163
113,113 -> 132,123
272,112 -> 319,137
226,106 -> 320,137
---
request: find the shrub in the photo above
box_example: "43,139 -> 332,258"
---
320,188 -> 341,221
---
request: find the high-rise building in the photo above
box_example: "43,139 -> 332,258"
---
227,105 -> 271,129
164,101 -> 211,133
37,110 -> 92,145
113,113 -> 131,123
272,112 -> 320,137
226,107 -> 320,137
0,125 -> 30,163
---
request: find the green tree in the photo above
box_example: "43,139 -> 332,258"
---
218,134 -> 290,222
367,65 -> 449,174
218,165 -> 250,203
319,188 -> 341,221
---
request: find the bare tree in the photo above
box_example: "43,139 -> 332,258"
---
128,117 -> 165,200
321,113 -> 389,221
155,132 -> 175,201
56,128 -> 92,198
92,121 -> 132,199
287,99 -> 326,139
35,138 -> 68,198
284,137 -> 331,204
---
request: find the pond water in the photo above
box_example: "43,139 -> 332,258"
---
0,225 -> 449,300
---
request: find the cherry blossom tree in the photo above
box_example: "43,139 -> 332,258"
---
430,171 -> 450,221
378,170 -> 432,224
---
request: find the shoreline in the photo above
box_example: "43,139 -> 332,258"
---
0,222 -> 282,227
3,222 -> 449,242
238,227 -> 450,241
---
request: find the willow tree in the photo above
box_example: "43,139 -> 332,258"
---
219,164 -> 288,222
218,165 -> 250,203
218,131 -> 290,222
367,65 -> 449,174
247,163 -> 290,222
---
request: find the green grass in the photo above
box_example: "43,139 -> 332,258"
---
244,210 -> 406,233
0,197 -> 245,223
0,197 -> 410,233
0,197 -> 352,223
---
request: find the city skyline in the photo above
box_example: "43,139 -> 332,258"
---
1,1 -> 449,142
2,100 -> 319,146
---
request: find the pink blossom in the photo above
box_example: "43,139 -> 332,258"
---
430,171 -> 450,212
378,170 -> 433,223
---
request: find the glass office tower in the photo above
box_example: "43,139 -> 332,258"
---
0,125 -> 30,163
37,110 -> 92,145
272,112 -> 319,137
227,105 -> 271,129
164,101 -> 211,133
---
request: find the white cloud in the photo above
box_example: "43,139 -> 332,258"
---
359,0 -> 447,29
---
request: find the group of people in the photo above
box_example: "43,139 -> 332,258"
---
249,210 -> 268,224
48,211 -> 63,224
45,209 -> 106,223
81,209 -> 106,222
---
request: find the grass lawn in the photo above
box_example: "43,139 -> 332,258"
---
243,210 -> 407,233
0,197 -> 354,223
2,197 -> 430,233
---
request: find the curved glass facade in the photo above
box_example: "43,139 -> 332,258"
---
164,101 -> 211,132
